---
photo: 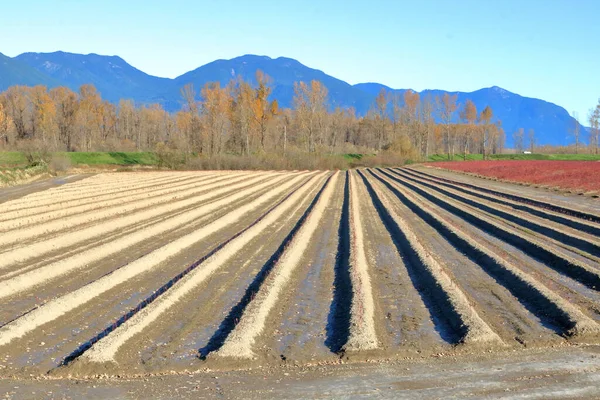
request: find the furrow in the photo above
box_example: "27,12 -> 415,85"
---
0,173 -> 275,272
0,174 -> 241,231
398,167 -> 600,238
76,172 -> 328,364
0,173 -> 271,248
358,169 -> 503,346
0,173 -> 227,223
379,169 -> 600,291
342,170 -> 379,351
409,167 -> 600,223
214,172 -> 340,359
0,173 -> 299,299
371,169 -> 600,339
389,168 -> 600,259
0,172 -> 313,347
0,173 -> 192,211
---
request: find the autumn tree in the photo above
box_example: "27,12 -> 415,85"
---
419,94 -> 435,158
479,106 -> 493,159
50,87 -> 79,151
0,101 -> 12,145
229,78 -> 254,154
3,86 -> 29,139
252,71 -> 278,151
459,100 -> 477,159
402,90 -> 421,151
180,83 -> 203,153
372,88 -> 389,151
293,80 -> 328,152
200,82 -> 230,155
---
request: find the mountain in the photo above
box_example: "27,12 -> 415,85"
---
173,54 -> 374,111
354,83 -> 579,146
5,51 -> 586,147
15,51 -> 172,105
0,52 -> 62,91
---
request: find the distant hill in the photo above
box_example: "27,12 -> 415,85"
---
3,51 -> 587,147
0,52 -> 61,91
172,54 -> 374,112
15,51 -> 172,106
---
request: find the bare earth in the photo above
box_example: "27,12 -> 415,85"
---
1,167 -> 599,399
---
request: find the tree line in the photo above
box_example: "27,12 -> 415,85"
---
0,72 -> 511,161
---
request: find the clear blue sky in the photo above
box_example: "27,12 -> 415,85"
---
1,0 -> 598,120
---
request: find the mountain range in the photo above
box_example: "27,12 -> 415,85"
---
0,51 -> 585,147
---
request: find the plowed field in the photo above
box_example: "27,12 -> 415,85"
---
1,168 -> 600,381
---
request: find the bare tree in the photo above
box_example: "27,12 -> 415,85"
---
437,93 -> 458,159
570,111 -> 581,154
527,128 -> 535,153
513,128 -> 525,152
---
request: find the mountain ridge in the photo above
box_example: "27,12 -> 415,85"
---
3,51 -> 586,146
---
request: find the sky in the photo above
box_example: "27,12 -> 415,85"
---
1,0 -> 598,120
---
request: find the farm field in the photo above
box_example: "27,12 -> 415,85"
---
429,160 -> 600,192
1,167 -> 600,384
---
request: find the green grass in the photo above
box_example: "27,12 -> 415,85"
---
428,154 -> 484,161
0,151 -> 159,167
0,152 -> 27,166
65,152 -> 158,165
427,153 -> 600,162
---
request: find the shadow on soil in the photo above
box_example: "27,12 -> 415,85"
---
324,171 -> 352,354
198,176 -> 332,359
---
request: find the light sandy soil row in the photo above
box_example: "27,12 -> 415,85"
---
1,168 -> 599,379
0,173 -> 295,297
0,172 -> 278,249
0,173 -> 313,348
0,173 -> 208,218
0,172 -> 194,210
390,168 -> 600,259
0,173 -> 227,223
0,173 -> 279,271
413,166 -> 600,222
214,172 -> 340,359
371,169 -> 600,339
359,170 -> 503,346
79,173 -> 329,363
382,170 -> 600,291
400,167 -> 600,237
342,171 -> 379,351
79,174 -> 328,374
0,174 -> 244,231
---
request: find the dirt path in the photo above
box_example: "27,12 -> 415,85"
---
1,346 -> 599,399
